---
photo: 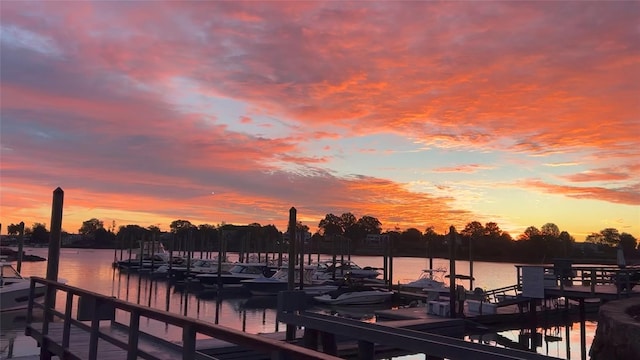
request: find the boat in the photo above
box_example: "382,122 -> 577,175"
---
400,268 -> 449,293
0,261 -> 46,312
312,283 -> 394,305
241,265 -> 338,296
195,263 -> 277,288
164,257 -> 231,281
115,241 -> 172,272
311,259 -> 380,281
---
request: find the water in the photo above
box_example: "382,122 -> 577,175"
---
1,248 -> 597,359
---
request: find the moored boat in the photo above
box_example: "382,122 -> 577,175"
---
241,265 -> 338,296
313,285 -> 394,305
196,263 -> 277,288
0,261 -> 46,312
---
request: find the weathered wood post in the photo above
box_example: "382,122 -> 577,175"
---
448,226 -> 456,318
17,222 -> 25,273
286,207 -> 297,341
469,235 -> 474,291
299,229 -> 305,290
388,235 -> 394,291
45,187 -> 64,321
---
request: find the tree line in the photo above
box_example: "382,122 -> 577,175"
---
3,212 -> 638,264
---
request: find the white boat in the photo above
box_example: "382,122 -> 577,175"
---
196,263 -> 277,288
401,268 -> 450,294
116,241 -> 171,272
241,265 -> 337,296
0,261 -> 46,312
311,259 -> 380,281
313,285 -> 394,305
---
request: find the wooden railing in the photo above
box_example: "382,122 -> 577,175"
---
514,264 -> 637,297
277,290 -> 556,360
26,277 -> 340,360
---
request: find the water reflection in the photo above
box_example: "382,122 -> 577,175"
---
2,248 -> 603,360
465,311 -> 598,360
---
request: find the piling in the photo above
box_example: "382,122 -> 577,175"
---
17,222 -> 25,273
44,187 -> 64,328
448,226 -> 456,318
286,207 -> 297,341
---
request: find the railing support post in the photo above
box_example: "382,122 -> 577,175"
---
182,324 -> 197,360
357,340 -> 374,359
88,297 -> 100,360
126,310 -> 140,360
62,292 -> 73,348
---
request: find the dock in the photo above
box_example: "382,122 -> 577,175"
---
23,262 -> 640,360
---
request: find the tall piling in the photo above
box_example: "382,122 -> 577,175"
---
286,207 -> 297,341
45,187 -> 64,318
17,222 -> 25,273
448,226 -> 456,318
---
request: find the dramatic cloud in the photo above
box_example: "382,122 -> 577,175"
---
1,1 -> 638,237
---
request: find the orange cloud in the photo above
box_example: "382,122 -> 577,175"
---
522,179 -> 640,206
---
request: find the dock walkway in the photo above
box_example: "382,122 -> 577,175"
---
25,277 -> 339,360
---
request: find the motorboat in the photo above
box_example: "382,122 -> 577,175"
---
196,263 -> 277,288
311,259 -> 380,281
313,284 -> 394,305
241,265 -> 337,296
0,261 -> 46,312
400,268 -> 449,294
115,241 -> 172,272
164,257 -> 231,281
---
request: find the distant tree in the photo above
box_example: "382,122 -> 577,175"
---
484,222 -> 502,238
7,223 -> 23,236
541,223 -> 560,238
619,232 -> 637,254
296,221 -> 309,234
169,220 -> 194,238
356,215 -> 382,235
461,221 -> 484,238
116,225 -> 148,248
339,213 -> 357,232
399,228 -> 423,252
558,231 -> 575,257
318,214 -> 343,237
30,223 -> 49,243
148,225 -> 161,234
587,228 -> 621,248
519,226 -> 541,241
79,218 -> 104,237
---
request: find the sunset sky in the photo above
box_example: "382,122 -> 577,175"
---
1,1 -> 638,240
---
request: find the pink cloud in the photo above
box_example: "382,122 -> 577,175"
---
432,164 -> 496,174
523,179 -> 640,205
2,1 -> 639,235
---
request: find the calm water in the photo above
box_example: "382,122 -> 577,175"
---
1,248 -> 597,359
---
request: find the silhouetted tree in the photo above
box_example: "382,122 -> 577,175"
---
79,218 -> 104,238
30,223 -> 49,244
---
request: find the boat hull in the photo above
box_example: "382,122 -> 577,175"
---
313,290 -> 393,305
0,281 -> 46,312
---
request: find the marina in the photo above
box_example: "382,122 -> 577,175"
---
3,247 -> 637,359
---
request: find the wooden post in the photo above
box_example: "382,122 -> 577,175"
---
448,226 -> 456,318
331,235 -> 337,281
299,230 -> 305,290
44,187 -> 64,320
17,222 -> 25,273
469,236 -> 474,291
286,207 -> 297,341
388,236 -> 394,291
529,298 -> 537,351
579,298 -> 586,360
217,230 -> 224,289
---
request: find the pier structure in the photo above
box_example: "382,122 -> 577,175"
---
25,277 -> 339,360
